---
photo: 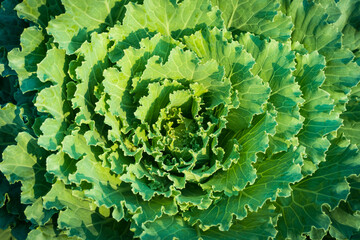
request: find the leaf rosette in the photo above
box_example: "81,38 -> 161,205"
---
0,0 -> 360,239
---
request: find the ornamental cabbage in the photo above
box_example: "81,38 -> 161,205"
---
0,0 -> 360,239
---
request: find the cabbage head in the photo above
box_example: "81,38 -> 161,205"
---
0,0 -> 360,239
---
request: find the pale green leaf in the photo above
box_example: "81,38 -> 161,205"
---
46,151 -> 77,184
0,103 -> 27,153
0,132 -> 50,204
7,26 -> 47,92
123,0 -> 223,39
47,0 -> 127,54
43,181 -> 133,240
15,0 -> 64,27
72,32 -> 110,124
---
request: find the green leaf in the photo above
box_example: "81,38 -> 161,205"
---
62,130 -> 99,160
141,215 -> 199,240
347,175 -> 360,211
0,132 -> 51,204
120,163 -> 177,201
46,151 -> 77,185
123,0 -> 223,39
7,26 -> 47,93
294,51 -> 341,168
43,181 -> 133,240
201,108 -> 277,196
47,0 -> 128,54
0,103 -> 27,154
68,155 -> 122,203
238,33 -> 304,153
339,84 -> 360,148
212,0 -> 293,41
185,145 -> 303,231
0,204 -> 16,229
275,137 -> 360,239
0,227 -> 14,240
135,80 -> 182,124
37,118 -> 67,151
72,32 -> 110,124
27,220 -> 79,240
184,27 -> 270,131
200,203 -> 279,240
332,0 -> 360,52
102,67 -> 136,129
37,48 -> 67,85
322,49 -> 360,113
141,46 -> 231,108
35,48 -> 71,150
24,198 -> 56,226
0,173 -> 10,208
15,0 -> 64,27
107,23 -> 155,63
287,0 -> 342,54
142,203 -> 278,240
325,202 -> 360,240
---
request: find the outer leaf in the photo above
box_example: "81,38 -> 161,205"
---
0,227 -> 13,239
0,132 -> 51,204
287,0 -> 360,114
141,203 -> 278,240
35,48 -> 72,150
27,221 -> 79,240
24,198 -> 56,226
15,0 -> 64,27
0,103 -> 27,154
68,155 -> 122,205
325,202 -> 360,240
46,151 -> 77,184
287,0 -> 342,54
212,0 -> 293,41
141,215 -> 199,240
123,0 -> 223,39
339,84 -> 360,148
322,49 -> 360,113
43,181 -> 133,240
275,137 -> 360,239
200,203 -> 279,240
62,130 -> 99,160
332,0 -> 360,52
7,26 -> 47,93
47,0 -> 128,54
347,175 -> 360,211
